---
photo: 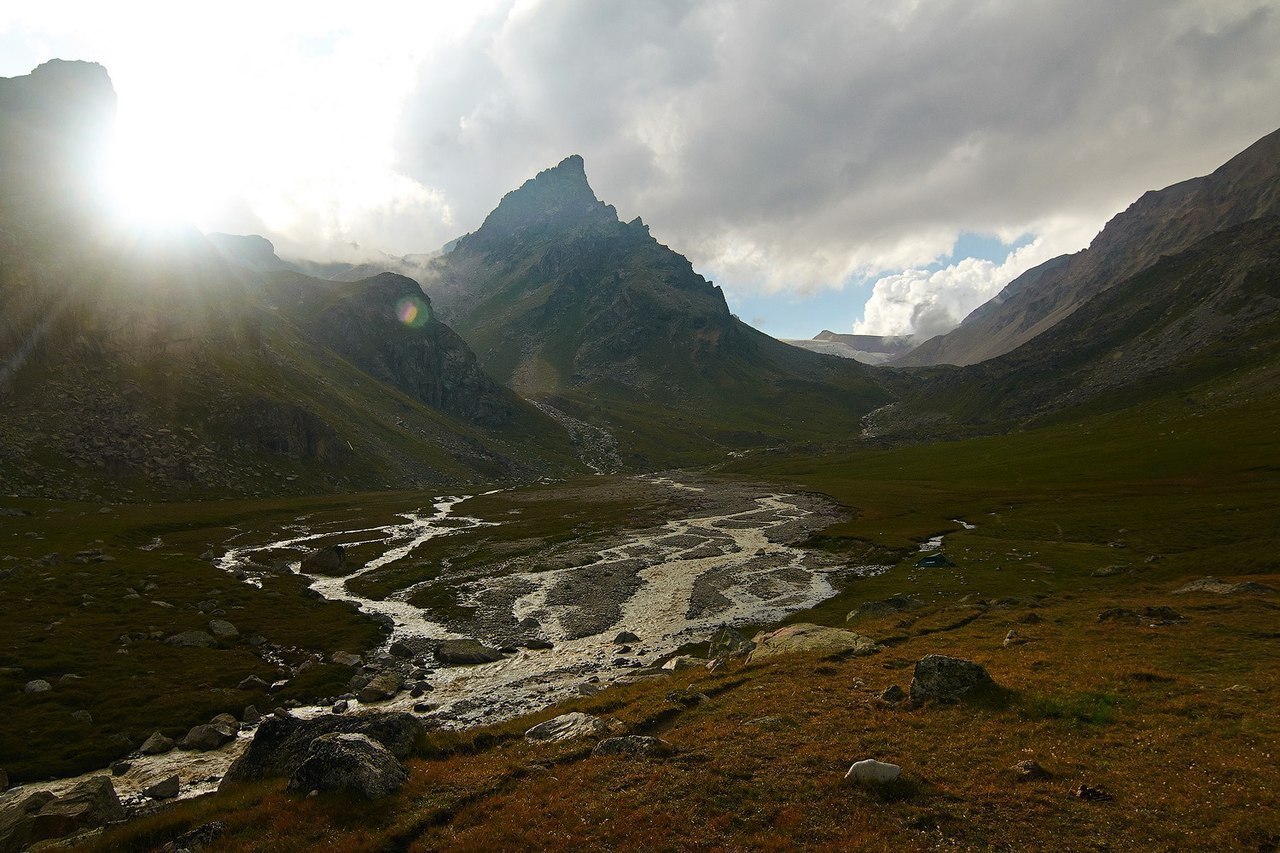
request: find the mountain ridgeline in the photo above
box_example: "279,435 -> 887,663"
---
0,61 -> 583,499
897,127 -> 1280,367
426,155 -> 890,463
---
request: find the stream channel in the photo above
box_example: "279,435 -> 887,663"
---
7,475 -> 890,810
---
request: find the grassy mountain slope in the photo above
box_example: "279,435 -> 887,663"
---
873,216 -> 1280,439
898,126 -> 1280,366
0,62 -> 583,500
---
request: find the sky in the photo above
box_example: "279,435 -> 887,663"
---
3,1 -> 1279,341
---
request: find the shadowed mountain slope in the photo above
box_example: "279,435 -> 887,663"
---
873,216 -> 1280,438
426,156 -> 892,465
0,61 -> 582,499
897,128 -> 1280,367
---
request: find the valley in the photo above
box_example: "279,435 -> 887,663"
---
1,54 -> 1278,852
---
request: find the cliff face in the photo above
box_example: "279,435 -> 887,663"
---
897,128 -> 1280,366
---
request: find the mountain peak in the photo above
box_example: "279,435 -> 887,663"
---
467,154 -> 614,247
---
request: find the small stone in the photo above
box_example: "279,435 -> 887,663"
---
332,700 -> 349,714
525,638 -> 553,650
1074,784 -> 1113,801
1003,629 -> 1028,647
1012,760 -> 1052,781
244,706 -> 262,724
238,675 -> 269,691
844,759 -> 902,783
388,641 -> 414,659
879,684 -> 906,703
357,673 -> 404,703
143,774 -> 181,800
592,736 -> 675,759
71,710 -> 93,724
331,651 -> 362,667
525,712 -> 608,743
208,619 -> 239,641
24,679 -> 52,694
661,655 -> 708,672
109,761 -> 131,777
165,630 -> 218,648
179,723 -> 236,751
613,631 -> 640,644
139,732 -> 176,755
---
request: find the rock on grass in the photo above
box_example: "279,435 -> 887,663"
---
285,733 -> 407,800
909,654 -> 995,703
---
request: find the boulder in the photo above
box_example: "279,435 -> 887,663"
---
179,723 -> 236,751
108,762 -> 130,777
613,631 -> 640,644
524,712 -> 607,744
23,680 -> 51,694
139,731 -> 175,755
238,675 -> 269,691
243,705 -> 261,725
143,775 -> 180,800
357,673 -> 403,703
165,631 -> 218,649
707,626 -> 754,658
747,624 -> 880,663
388,641 -> 414,659
1173,576 -> 1275,595
434,639 -> 503,666
208,619 -> 239,641
1,776 -> 125,851
211,712 -> 240,728
592,736 -> 675,759
525,638 -> 554,650
220,712 -> 421,788
285,733 -> 407,800
909,654 -> 995,703
299,545 -> 346,576
845,759 -> 902,783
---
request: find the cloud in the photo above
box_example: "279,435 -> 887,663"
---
852,220 -> 1097,339
6,0 -> 1280,335
392,0 -> 1280,328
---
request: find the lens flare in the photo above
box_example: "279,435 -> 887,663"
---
396,296 -> 430,328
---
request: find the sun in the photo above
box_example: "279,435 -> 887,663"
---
101,115 -> 210,232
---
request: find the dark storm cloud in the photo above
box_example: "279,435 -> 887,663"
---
394,0 -> 1280,305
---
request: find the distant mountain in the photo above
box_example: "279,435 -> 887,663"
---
0,61 -> 581,499
897,128 -> 1280,366
873,215 -> 1280,437
784,331 -> 915,365
425,155 -> 890,464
